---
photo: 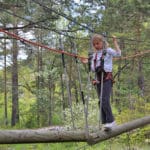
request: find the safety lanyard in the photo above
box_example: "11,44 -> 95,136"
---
94,52 -> 98,70
94,51 -> 105,70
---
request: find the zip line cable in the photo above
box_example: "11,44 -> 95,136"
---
1,7 -> 150,45
32,0 -> 148,43
1,3 -> 140,45
0,28 -> 150,61
1,5 -> 149,44
0,2 -> 149,46
0,7 -> 58,26
0,8 -> 87,40
32,0 -> 94,33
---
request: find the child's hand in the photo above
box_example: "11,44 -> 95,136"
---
112,35 -> 120,51
80,58 -> 88,64
92,79 -> 100,85
112,35 -> 117,42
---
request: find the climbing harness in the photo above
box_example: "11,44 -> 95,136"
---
91,38 -> 108,129
0,28 -> 149,146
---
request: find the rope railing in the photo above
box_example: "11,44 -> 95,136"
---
114,50 -> 150,60
0,28 -> 149,145
0,28 -> 86,59
0,28 -> 150,61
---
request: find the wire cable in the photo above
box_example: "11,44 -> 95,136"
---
1,5 -> 150,45
0,28 -> 150,62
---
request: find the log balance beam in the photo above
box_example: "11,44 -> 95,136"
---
0,116 -> 149,145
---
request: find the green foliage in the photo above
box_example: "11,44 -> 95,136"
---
0,0 -> 150,149
63,100 -> 99,129
51,113 -> 62,125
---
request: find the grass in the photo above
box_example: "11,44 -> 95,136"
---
0,142 -> 149,150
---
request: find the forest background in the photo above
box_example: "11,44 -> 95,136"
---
0,0 -> 150,149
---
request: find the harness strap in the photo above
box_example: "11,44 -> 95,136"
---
94,50 -> 106,71
92,50 -> 115,84
92,72 -> 114,86
94,52 -> 97,70
105,72 -> 113,80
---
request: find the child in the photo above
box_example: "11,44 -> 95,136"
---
82,34 -> 121,129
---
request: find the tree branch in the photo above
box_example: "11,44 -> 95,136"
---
0,116 -> 149,144
88,116 -> 150,145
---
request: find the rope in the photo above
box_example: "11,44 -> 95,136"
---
114,50 -> 150,60
0,28 -> 150,62
59,38 -> 75,129
98,42 -> 107,129
73,42 -> 89,138
32,0 -> 94,32
0,28 -> 86,59
1,3 -> 149,44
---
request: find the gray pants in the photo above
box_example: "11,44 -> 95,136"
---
97,79 -> 114,124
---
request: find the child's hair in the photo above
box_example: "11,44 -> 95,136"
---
92,34 -> 109,49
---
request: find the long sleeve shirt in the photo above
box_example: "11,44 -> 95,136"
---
91,47 -> 121,72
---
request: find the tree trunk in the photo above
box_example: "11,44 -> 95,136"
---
4,34 -> 8,126
88,116 -> 150,145
138,58 -> 144,96
0,116 -> 149,144
48,74 -> 52,125
136,13 -> 144,96
36,31 -> 44,127
11,28 -> 19,126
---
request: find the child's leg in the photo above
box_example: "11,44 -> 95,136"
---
102,80 -> 114,123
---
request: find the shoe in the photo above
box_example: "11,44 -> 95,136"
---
104,121 -> 116,130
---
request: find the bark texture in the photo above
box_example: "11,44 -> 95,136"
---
0,116 -> 149,144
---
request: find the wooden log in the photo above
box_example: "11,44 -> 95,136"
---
0,116 -> 149,144
88,116 -> 150,145
0,128 -> 87,144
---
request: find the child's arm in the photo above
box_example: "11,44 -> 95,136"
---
112,36 -> 121,52
80,58 -> 88,64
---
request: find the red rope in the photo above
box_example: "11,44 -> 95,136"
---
0,28 -> 149,61
114,50 -> 150,60
0,28 -> 86,60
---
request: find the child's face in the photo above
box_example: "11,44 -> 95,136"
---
93,39 -> 103,50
